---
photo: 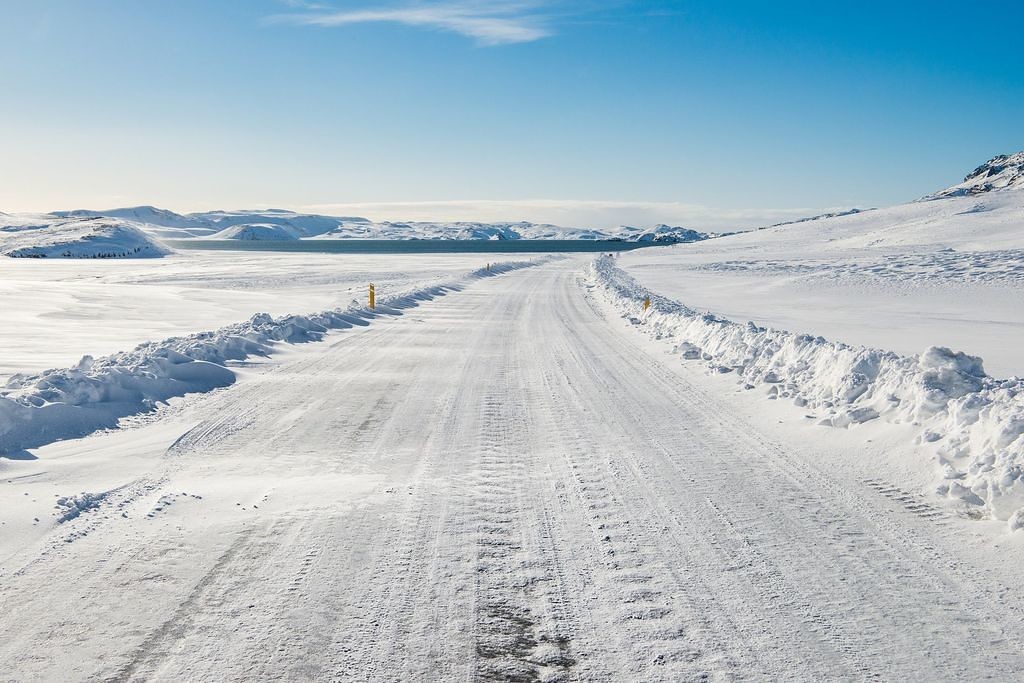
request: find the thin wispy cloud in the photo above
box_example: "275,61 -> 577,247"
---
271,1 -> 554,46
279,0 -> 334,9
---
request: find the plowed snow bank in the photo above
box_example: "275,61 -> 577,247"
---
0,260 -> 542,454
589,256 -> 1024,528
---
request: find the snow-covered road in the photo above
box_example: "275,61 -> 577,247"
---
3,259 -> 1024,681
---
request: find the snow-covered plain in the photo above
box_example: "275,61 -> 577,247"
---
619,178 -> 1024,377
0,252 -> 506,380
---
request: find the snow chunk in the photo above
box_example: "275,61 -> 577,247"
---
55,491 -> 108,523
678,342 -> 703,360
1008,508 -> 1024,532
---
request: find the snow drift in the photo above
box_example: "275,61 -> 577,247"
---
0,260 -> 543,454
0,218 -> 170,259
588,256 -> 1024,528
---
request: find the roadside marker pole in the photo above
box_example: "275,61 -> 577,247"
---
369,283 -> 376,309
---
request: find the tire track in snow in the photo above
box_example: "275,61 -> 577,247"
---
469,374 -> 577,681
531,360 -> 748,679
106,523 -> 261,682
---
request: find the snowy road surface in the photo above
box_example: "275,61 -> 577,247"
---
3,258 -> 1024,681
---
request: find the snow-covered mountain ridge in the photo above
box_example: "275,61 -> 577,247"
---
1,206 -> 714,257
3,150 -> 1022,258
924,151 -> 1024,200
49,207 -> 714,244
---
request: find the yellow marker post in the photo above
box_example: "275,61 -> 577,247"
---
643,296 -> 651,312
369,283 -> 376,309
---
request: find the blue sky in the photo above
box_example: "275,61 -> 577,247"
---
1,0 -> 1021,228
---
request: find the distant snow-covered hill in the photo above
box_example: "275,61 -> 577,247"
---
728,150 -> 1024,247
615,224 -> 715,243
0,217 -> 170,258
312,219 -> 612,241
47,207 -> 357,240
199,210 -> 363,239
923,152 -> 1024,200
0,205 -> 715,255
210,223 -> 305,241
15,206 -> 715,244
765,208 -> 872,229
702,156 -> 1024,253
52,205 -> 204,230
6,149 -> 1021,256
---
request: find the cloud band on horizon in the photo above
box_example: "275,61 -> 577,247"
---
294,199 -> 847,232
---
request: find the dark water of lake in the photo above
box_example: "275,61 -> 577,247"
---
168,239 -> 662,254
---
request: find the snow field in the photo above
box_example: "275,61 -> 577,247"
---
589,255 -> 1024,527
0,251 -> 526,380
618,188 -> 1024,378
0,259 -> 545,456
